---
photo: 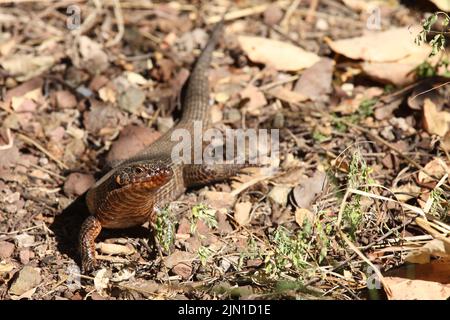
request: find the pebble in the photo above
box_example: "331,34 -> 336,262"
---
0,241 -> 15,259
8,266 -> 41,296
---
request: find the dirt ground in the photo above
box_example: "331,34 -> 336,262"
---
1,0 -> 450,300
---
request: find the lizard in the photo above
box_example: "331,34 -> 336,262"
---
80,20 -> 245,273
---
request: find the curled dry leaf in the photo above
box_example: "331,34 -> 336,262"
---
327,27 -> 425,63
418,157 -> 449,184
234,201 -> 252,226
238,36 -> 320,71
423,98 -> 450,137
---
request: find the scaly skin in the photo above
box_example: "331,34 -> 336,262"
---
80,21 -> 243,273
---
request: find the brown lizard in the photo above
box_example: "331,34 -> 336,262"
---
80,21 -> 244,273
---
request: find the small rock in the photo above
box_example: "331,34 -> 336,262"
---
19,249 -> 33,265
55,90 -> 77,109
263,4 -> 283,26
106,125 -> 160,165
0,241 -> 15,259
224,108 -> 241,123
64,173 -> 95,196
156,117 -> 174,134
172,263 -> 192,280
14,234 -> 35,248
118,86 -> 146,114
8,266 -> 41,296
268,185 -> 292,206
315,18 -> 329,31
220,259 -> 231,272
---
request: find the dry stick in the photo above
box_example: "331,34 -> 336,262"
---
105,0 -> 125,47
409,80 -> 450,101
339,231 -> 393,298
280,0 -> 302,29
16,133 -> 68,170
206,1 -> 291,24
306,0 -> 320,23
0,128 -> 13,150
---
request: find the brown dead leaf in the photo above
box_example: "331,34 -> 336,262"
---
405,239 -> 450,264
202,191 -> 236,210
294,58 -> 334,101
423,98 -> 450,137
418,157 -> 449,184
0,54 -> 55,81
238,36 -> 320,71
234,201 -> 252,226
384,277 -> 450,300
362,47 -> 435,86
430,0 -> 450,11
295,208 -> 315,227
327,27 -> 426,63
240,84 -> 267,114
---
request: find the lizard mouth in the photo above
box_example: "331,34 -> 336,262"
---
114,163 -> 173,189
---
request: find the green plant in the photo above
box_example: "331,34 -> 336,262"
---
198,245 -> 213,266
415,12 -> 450,78
343,151 -> 374,238
153,206 -> 175,253
190,204 -> 218,234
416,12 -> 449,56
428,185 -> 449,221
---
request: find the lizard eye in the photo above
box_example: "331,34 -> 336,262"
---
135,167 -> 144,174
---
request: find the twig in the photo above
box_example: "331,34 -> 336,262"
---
0,128 -> 14,151
206,1 -> 291,24
306,0 -> 320,24
280,0 -> 302,29
105,0 -> 125,47
16,133 -> 68,170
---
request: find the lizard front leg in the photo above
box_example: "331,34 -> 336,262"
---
79,215 -> 102,273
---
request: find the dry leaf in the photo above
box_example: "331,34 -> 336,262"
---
234,201 -> 252,226
93,268 -> 110,296
240,84 -> 267,114
423,98 -> 450,137
405,239 -> 450,264
362,47 -> 434,86
384,277 -> 450,300
294,58 -> 334,100
295,208 -> 315,227
77,36 -> 108,74
0,54 -> 55,81
342,0 -> 398,12
238,36 -> 320,71
430,0 -> 450,11
97,242 -> 135,256
327,27 -> 425,63
418,157 -> 449,184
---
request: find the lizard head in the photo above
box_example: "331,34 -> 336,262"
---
114,162 -> 173,189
